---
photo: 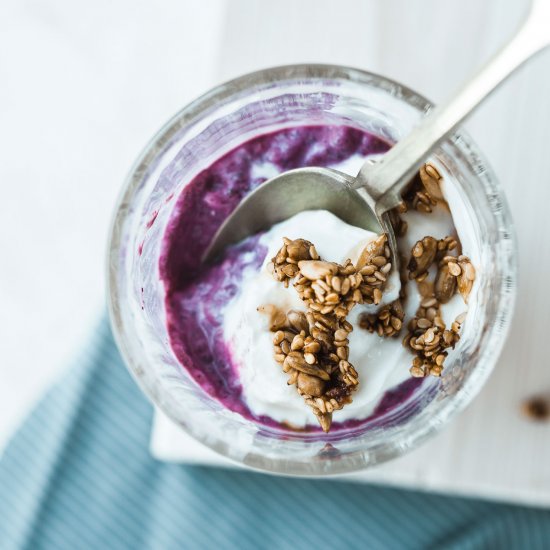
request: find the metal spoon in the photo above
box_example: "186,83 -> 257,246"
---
204,0 -> 549,264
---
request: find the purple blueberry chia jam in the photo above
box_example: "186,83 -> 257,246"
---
159,125 -> 422,432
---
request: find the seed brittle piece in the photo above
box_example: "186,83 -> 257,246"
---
356,234 -> 387,270
271,236 -> 392,318
419,162 -> 445,202
408,236 -> 437,279
457,256 -> 476,302
434,264 -> 457,304
401,162 -> 447,213
403,305 -> 463,378
269,307 -> 359,432
296,372 -> 325,397
269,238 -> 318,285
359,299 -> 405,338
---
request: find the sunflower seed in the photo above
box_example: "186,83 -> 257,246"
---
435,264 -> 457,304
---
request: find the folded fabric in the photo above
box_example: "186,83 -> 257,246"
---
1,317 -> 549,550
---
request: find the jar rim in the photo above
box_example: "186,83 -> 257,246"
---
107,64 -> 517,475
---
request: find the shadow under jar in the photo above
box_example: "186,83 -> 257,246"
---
107,64 -> 516,475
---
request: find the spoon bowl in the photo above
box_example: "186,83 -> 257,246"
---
203,166 -> 384,263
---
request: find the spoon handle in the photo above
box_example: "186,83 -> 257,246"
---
354,0 -> 550,214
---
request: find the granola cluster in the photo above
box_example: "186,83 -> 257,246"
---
265,234 -> 391,432
404,304 -> 464,378
267,308 -> 357,433
387,163 -> 476,378
262,162 -> 476,431
270,233 -> 390,314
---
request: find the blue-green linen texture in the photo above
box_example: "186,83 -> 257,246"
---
0,318 -> 549,550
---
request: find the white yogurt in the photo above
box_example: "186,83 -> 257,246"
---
223,161 -> 476,428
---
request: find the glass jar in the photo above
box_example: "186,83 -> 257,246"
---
107,65 -> 516,475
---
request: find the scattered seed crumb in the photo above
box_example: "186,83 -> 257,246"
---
522,396 -> 550,422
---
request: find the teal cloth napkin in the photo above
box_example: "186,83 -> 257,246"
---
1,317 -> 549,550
